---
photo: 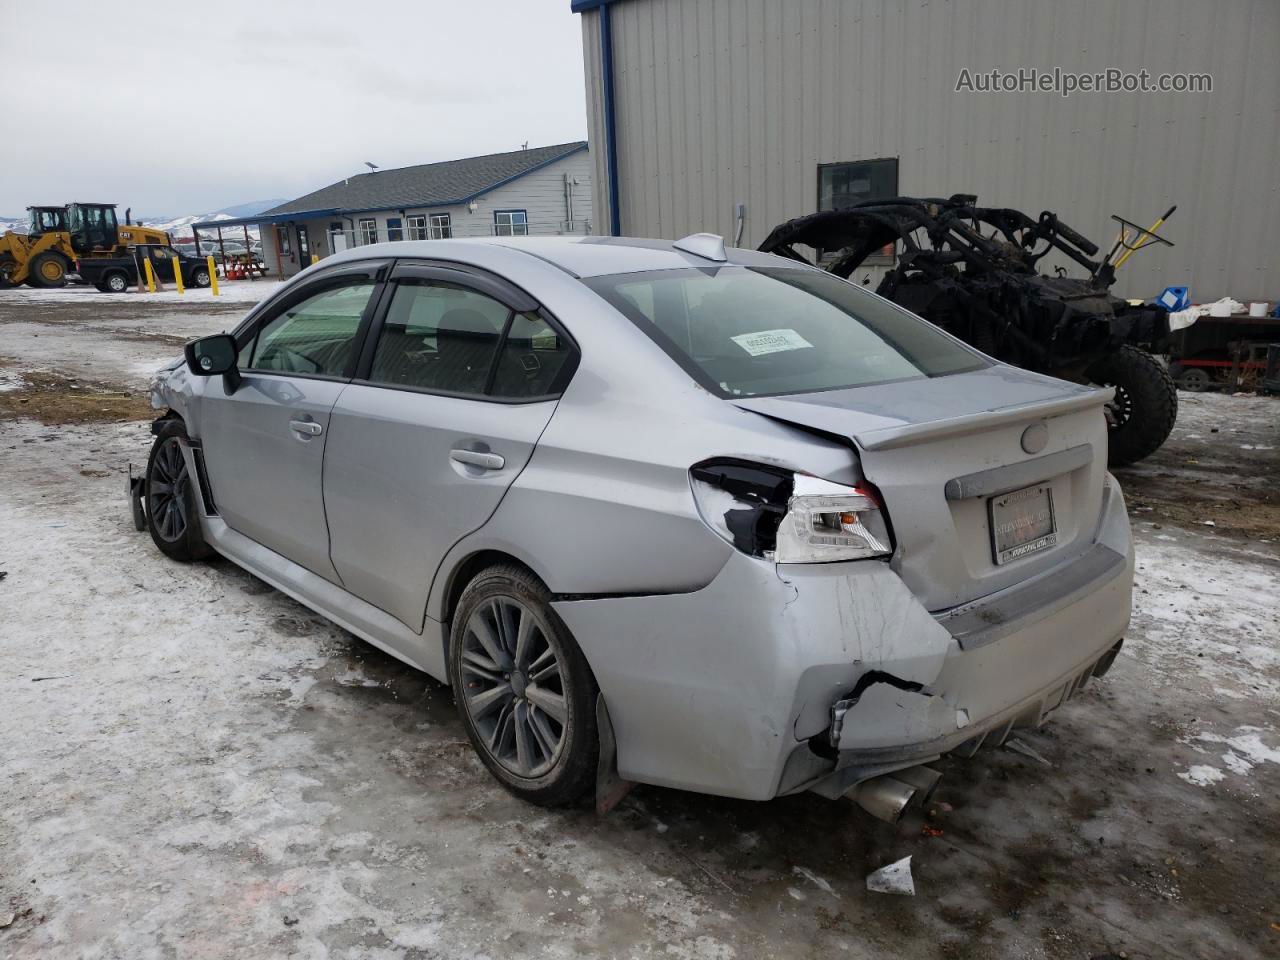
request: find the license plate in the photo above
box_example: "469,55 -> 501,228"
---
989,483 -> 1058,565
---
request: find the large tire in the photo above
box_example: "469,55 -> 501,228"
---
449,564 -> 598,806
144,420 -> 212,561
0,257 -> 16,289
27,251 -> 68,288
191,266 -> 211,288
1088,344 -> 1178,466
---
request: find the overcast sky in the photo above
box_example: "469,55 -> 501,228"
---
2,0 -> 588,217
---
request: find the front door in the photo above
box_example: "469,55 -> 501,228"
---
322,267 -> 578,630
296,225 -> 311,267
197,264 -> 385,582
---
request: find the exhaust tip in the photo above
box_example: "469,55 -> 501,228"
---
850,775 -> 917,823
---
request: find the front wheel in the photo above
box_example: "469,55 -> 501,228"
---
1088,344 -> 1178,466
144,420 -> 211,561
27,251 -> 67,288
449,565 -> 598,806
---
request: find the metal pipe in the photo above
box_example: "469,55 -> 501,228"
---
849,775 -> 917,823
600,4 -> 621,236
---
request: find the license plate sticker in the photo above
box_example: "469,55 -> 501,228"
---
989,483 -> 1058,565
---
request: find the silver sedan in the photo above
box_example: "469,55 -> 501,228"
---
142,233 -> 1133,819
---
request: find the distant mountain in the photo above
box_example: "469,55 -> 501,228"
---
138,199 -> 285,238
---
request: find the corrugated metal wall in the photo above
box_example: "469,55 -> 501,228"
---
581,0 -> 1279,300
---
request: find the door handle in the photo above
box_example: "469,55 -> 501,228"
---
450,449 -> 505,470
290,419 -> 323,436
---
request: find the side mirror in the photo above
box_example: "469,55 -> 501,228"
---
185,333 -> 241,392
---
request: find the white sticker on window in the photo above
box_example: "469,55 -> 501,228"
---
731,328 -> 814,357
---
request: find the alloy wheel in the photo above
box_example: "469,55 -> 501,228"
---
148,437 -> 190,543
460,596 -> 568,778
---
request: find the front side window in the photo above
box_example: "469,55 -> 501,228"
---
429,213 -> 452,239
586,266 -> 986,398
369,281 -> 511,395
387,217 -> 403,242
493,210 -> 528,237
247,281 -> 376,377
359,218 -> 378,245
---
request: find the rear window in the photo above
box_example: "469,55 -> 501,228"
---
585,266 -> 987,398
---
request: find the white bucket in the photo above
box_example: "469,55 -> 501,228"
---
1249,301 -> 1268,318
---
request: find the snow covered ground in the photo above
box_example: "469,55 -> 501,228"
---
0,291 -> 1277,958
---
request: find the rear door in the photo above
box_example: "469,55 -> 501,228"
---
197,261 -> 388,583
322,261 -> 579,631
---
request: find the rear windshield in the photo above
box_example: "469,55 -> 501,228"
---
585,266 -> 987,398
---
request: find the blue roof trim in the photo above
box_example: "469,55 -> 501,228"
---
190,209 -> 339,230
570,0 -> 624,11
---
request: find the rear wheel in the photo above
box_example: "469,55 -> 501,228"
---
1088,344 -> 1178,466
27,251 -> 67,288
102,270 -> 130,293
449,565 -> 598,806
191,267 -> 211,288
144,420 -> 211,561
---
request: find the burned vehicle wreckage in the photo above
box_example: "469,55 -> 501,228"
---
759,195 -> 1178,465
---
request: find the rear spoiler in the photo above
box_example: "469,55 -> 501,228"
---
853,387 -> 1113,451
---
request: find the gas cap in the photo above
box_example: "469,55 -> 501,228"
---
1021,422 -> 1048,454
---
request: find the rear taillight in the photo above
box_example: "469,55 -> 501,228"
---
690,461 -> 892,563
774,475 -> 891,562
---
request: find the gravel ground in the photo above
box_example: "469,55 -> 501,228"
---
1,287 -> 1277,959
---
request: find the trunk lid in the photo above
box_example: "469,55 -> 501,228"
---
734,364 -> 1112,610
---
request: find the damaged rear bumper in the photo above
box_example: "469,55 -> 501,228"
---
551,479 -> 1133,802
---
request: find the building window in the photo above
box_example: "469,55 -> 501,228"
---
278,226 -> 292,256
359,218 -> 378,245
817,158 -> 899,212
429,213 -> 452,239
406,215 -> 427,241
494,209 -> 528,237
387,217 -> 403,242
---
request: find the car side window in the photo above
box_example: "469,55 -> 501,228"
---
248,281 -> 376,377
490,313 -> 575,398
368,281 -> 510,395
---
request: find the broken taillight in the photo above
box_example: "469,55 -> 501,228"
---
690,461 -> 892,563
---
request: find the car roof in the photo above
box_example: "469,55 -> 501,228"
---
318,235 -> 796,279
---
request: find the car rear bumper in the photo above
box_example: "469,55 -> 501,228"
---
551,478 -> 1133,801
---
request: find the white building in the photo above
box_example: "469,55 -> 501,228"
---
194,142 -> 592,278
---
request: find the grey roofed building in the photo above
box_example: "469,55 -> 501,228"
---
193,141 -> 593,278
262,141 -> 589,218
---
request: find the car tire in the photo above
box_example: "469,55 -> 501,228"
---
449,564 -> 598,806
0,257 -> 17,289
144,420 -> 212,562
27,251 -> 67,288
191,267 -> 211,288
102,270 -> 130,293
1179,367 -> 1213,392
1087,344 -> 1178,467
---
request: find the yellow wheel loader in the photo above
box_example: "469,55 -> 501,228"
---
0,203 -> 170,289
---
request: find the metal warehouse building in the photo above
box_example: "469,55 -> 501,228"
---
574,0 -> 1278,301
